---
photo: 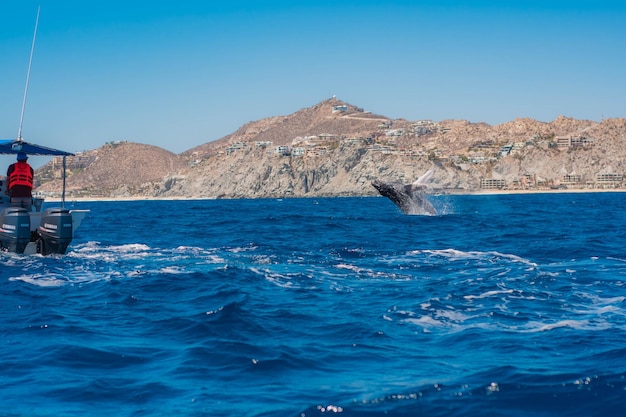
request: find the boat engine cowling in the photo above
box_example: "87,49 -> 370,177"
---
0,207 -> 31,253
38,208 -> 73,255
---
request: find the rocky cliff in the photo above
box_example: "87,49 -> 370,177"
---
34,98 -> 626,199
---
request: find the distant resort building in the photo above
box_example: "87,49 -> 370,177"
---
499,145 -> 513,157
311,147 -> 328,156
50,154 -> 94,170
342,137 -> 373,145
317,133 -> 339,141
557,135 -> 594,148
596,173 -> 623,187
412,120 -> 442,136
385,129 -> 404,137
226,141 -> 246,155
368,144 -> 394,153
481,178 -> 506,189
332,105 -> 348,113
276,145 -> 291,156
469,156 -> 497,164
562,174 -> 583,185
499,142 -> 526,157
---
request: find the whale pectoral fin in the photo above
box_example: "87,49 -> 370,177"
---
413,169 -> 434,186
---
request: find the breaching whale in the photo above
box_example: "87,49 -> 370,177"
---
372,170 -> 437,215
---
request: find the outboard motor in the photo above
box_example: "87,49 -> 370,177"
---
0,207 -> 31,253
37,208 -> 73,255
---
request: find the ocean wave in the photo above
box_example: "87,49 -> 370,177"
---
413,248 -> 538,267
72,241 -> 151,254
463,289 -> 516,300
8,273 -> 71,287
297,369 -> 626,417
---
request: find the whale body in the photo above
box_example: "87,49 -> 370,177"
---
372,170 -> 437,215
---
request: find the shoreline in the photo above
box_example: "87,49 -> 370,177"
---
444,187 -> 626,195
41,187 -> 626,203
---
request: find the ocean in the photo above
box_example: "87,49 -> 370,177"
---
1,193 -> 625,416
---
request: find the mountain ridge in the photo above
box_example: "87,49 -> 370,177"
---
34,98 -> 626,199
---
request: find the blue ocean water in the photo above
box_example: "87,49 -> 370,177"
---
1,193 -> 625,417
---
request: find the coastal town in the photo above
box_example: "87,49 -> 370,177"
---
215,115 -> 615,191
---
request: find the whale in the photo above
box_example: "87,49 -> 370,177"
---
372,170 -> 437,215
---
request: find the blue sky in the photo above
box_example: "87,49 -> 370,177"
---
1,0 -> 625,158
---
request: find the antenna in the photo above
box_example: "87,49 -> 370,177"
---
17,5 -> 41,142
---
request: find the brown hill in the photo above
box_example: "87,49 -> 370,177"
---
36,141 -> 186,197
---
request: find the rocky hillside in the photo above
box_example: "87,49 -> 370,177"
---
34,98 -> 626,199
181,100 -> 388,156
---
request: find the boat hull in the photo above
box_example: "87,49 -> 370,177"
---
0,203 -> 88,255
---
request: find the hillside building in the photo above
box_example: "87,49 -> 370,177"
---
276,145 -> 291,156
557,135 -> 594,148
562,174 -> 583,185
596,173 -> 623,187
291,147 -> 306,157
481,178 -> 506,189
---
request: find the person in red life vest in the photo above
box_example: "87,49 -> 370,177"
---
6,151 -> 34,211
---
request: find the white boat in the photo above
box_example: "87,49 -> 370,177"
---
0,8 -> 88,255
0,139 -> 88,255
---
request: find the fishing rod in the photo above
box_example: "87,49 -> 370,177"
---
14,6 -> 69,208
17,5 -> 40,143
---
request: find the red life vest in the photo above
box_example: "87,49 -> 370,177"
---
9,162 -> 33,189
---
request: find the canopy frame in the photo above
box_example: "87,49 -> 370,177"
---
0,139 -> 74,207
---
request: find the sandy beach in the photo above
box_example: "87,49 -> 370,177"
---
39,187 -> 626,203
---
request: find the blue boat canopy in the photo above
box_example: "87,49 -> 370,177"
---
0,139 -> 73,156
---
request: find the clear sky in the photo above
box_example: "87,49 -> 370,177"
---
1,0 -> 625,157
